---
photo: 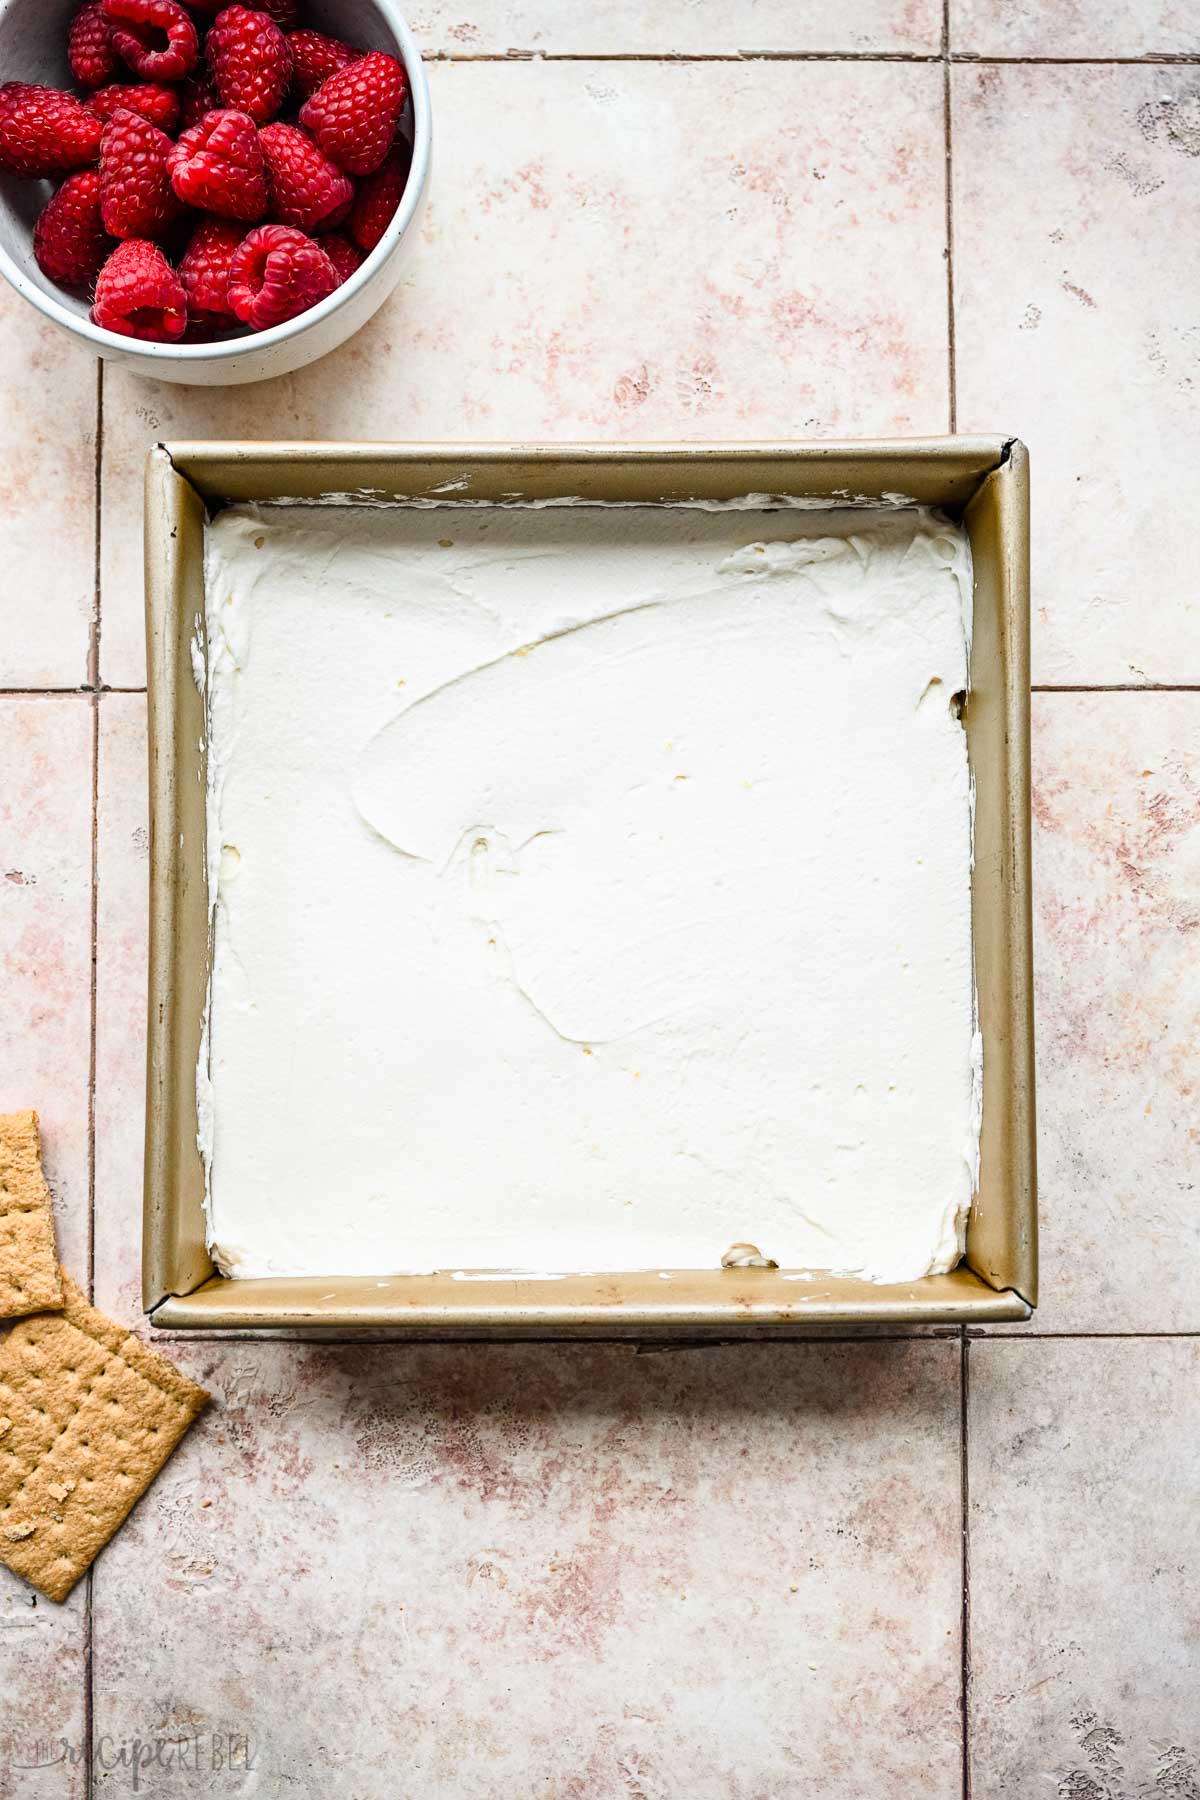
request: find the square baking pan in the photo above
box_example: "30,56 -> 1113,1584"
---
143,439 -> 1035,1336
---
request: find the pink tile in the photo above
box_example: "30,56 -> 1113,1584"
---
100,57 -> 950,683
93,1340 -> 963,1796
93,695 -> 147,1328
951,0 -> 1200,55
0,1575 -> 87,1800
1030,692 -> 1200,1332
953,64 -> 1200,684
968,1338 -> 1200,1797
0,699 -> 92,1284
0,284 -> 97,690
409,0 -> 942,54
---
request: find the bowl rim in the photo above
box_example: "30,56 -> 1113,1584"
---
0,0 -> 431,361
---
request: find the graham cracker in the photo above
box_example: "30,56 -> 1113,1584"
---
0,1273 -> 208,1602
0,1110 -> 64,1319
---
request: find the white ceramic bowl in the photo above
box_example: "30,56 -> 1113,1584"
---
0,0 -> 430,383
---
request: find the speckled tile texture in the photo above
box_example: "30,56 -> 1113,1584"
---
1032,693 -> 1200,1333
410,0 -> 944,54
0,293 -> 97,691
953,63 -> 1200,684
968,1340 -> 1200,1797
950,0 -> 1200,56
0,702 -> 91,1800
2,6 -> 1199,1793
0,702 -> 91,1284
93,695 -> 148,1332
90,1341 -> 963,1797
0,1575 -> 86,1800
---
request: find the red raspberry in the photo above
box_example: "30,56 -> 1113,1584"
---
299,51 -> 407,176
89,81 -> 181,132
178,71 -> 219,131
32,169 -> 111,287
178,214 -> 243,331
104,0 -> 198,82
226,222 -> 336,328
91,236 -> 186,339
69,1 -> 119,90
0,83 -> 104,178
206,7 -> 291,126
258,122 -> 352,233
99,106 -> 179,239
287,28 -> 360,101
349,143 -> 410,253
320,230 -> 362,286
169,108 -> 267,221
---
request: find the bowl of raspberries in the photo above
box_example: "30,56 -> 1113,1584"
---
0,0 -> 430,382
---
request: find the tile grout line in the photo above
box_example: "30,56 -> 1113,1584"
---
86,363 -> 103,693
135,1325 -> 1200,1342
135,1328 -> 1200,1346
418,49 -> 1200,64
960,1328 -> 972,1800
1032,683 -> 1200,692
947,51 -> 1200,64
973,1328 -> 1200,1339
82,671 -> 96,1800
6,683 -> 1200,697
83,356 -> 103,1800
86,689 -> 98,1296
947,10 -> 967,1790
87,358 -> 103,1301
942,0 -> 957,434
425,49 -> 946,62
83,1572 -> 93,1800
8,684 -> 1200,697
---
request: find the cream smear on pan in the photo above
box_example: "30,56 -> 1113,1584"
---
198,503 -> 980,1282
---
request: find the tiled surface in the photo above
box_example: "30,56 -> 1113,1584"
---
1,12 -> 1199,1796
968,1339 -> 1200,1798
1032,693 -> 1200,1333
0,701 -> 92,1284
99,56 -> 950,684
409,0 -> 944,54
0,289 -> 96,690
950,0 -> 1200,56
0,1575 -> 86,1800
92,1340 -> 963,1798
93,696 -> 148,1328
0,703 -> 92,1798
954,62 -> 1200,685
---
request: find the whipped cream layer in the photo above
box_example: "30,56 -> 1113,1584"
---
200,503 -> 979,1282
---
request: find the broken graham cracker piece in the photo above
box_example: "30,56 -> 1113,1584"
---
0,1273 -> 208,1602
0,1110 -> 64,1318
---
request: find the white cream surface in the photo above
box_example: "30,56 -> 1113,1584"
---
200,503 -> 979,1282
